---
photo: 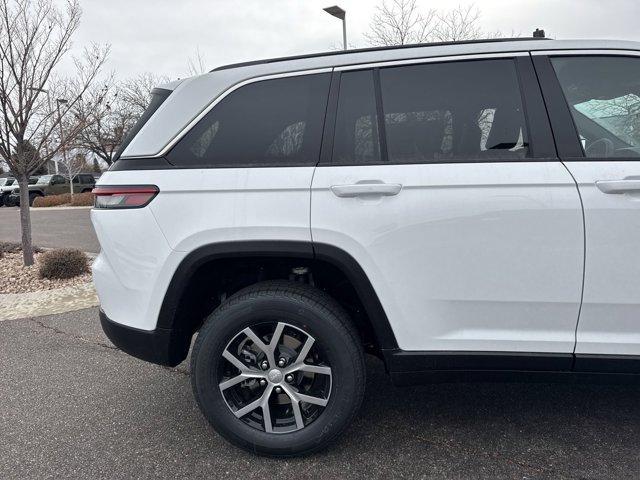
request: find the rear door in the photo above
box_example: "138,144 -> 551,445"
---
311,54 -> 584,358
535,52 -> 640,363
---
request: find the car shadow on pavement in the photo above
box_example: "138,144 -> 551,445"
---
321,355 -> 640,478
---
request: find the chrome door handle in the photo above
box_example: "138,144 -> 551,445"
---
330,182 -> 402,198
595,179 -> 640,194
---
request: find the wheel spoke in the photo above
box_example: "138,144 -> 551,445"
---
281,384 -> 305,430
296,392 -> 329,407
290,398 -> 304,430
296,364 -> 332,376
222,350 -> 250,373
296,336 -> 315,364
270,322 -> 285,350
233,397 -> 263,418
261,385 -> 274,433
219,374 -> 247,391
219,372 -> 265,392
243,327 -> 275,366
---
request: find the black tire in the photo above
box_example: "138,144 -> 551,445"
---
28,192 -> 41,206
191,280 -> 365,457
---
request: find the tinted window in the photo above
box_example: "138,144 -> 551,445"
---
551,56 -> 640,158
332,70 -> 381,164
379,59 -> 529,163
169,74 -> 331,168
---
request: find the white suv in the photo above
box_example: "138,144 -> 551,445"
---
92,38 -> 640,456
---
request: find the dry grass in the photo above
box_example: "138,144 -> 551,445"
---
32,193 -> 71,207
32,192 -> 94,208
70,192 -> 95,206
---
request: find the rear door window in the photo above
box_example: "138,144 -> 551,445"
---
168,73 -> 331,168
378,59 -> 529,163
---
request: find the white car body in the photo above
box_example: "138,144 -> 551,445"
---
92,38 -> 640,378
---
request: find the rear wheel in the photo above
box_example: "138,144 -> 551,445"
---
191,280 -> 365,457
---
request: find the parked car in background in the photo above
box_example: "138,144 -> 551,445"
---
7,173 -> 95,206
3,176 -> 38,206
0,177 -> 17,206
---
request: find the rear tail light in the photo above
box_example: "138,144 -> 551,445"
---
92,185 -> 159,209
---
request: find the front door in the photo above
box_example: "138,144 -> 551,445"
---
311,56 -> 584,356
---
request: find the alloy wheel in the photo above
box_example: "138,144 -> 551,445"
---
218,321 -> 332,434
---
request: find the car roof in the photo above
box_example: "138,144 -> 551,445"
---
209,38 -> 640,75
211,37 -> 544,71
121,38 -> 640,159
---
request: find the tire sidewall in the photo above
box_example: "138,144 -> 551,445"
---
192,292 -> 362,456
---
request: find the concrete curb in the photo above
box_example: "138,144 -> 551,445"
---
0,206 -> 93,211
0,282 -> 99,321
31,206 -> 93,211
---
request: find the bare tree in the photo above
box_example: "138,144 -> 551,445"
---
74,72 -> 170,166
73,80 -> 129,166
431,4 -> 497,42
364,0 -> 436,46
0,0 -> 109,265
57,148 -> 84,194
121,72 -> 169,113
187,47 -> 207,76
365,1 -> 500,46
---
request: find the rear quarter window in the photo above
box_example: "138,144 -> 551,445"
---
167,73 -> 331,168
113,88 -> 172,162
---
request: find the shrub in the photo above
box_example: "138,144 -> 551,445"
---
38,248 -> 89,279
33,193 -> 71,208
70,192 -> 95,206
0,241 -> 42,255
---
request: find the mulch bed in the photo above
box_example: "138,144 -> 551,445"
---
0,245 -> 92,294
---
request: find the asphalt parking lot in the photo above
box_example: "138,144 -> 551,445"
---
2,307 -> 640,479
0,207 -> 99,252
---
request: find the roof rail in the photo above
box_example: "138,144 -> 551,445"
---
211,37 -> 551,72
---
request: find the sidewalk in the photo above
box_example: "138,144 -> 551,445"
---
0,282 -> 98,320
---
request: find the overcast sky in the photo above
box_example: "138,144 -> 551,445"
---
67,0 -> 640,80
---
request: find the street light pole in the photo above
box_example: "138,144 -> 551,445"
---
27,86 -> 56,173
323,5 -> 347,50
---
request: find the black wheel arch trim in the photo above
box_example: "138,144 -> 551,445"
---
156,240 -> 400,352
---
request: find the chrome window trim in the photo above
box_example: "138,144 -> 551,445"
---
333,51 -> 528,71
532,49 -> 640,57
